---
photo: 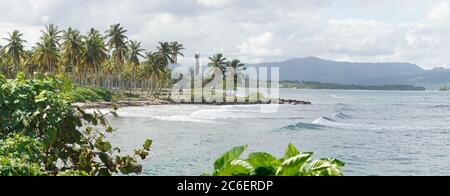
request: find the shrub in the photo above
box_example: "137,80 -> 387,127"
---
0,134 -> 44,176
206,144 -> 345,176
0,74 -> 151,176
68,86 -> 113,102
0,156 -> 43,176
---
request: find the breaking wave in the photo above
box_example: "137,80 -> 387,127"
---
276,122 -> 326,131
333,112 -> 352,119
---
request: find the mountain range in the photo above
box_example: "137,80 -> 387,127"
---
252,57 -> 450,89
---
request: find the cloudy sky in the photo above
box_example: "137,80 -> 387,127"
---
1,0 -> 450,69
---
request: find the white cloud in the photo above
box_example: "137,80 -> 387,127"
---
428,0 -> 450,20
196,0 -> 234,8
237,32 -> 282,57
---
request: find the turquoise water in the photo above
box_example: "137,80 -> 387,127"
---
104,89 -> 450,176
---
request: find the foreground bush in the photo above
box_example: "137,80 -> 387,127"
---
206,144 -> 345,176
0,134 -> 44,176
0,73 -> 151,176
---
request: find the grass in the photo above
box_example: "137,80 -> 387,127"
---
67,86 -> 113,102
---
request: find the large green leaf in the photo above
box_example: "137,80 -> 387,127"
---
309,159 -> 345,176
97,141 -> 112,152
42,128 -> 57,149
143,139 -> 153,151
246,152 -> 279,176
215,160 -> 254,176
276,153 -> 313,176
284,143 -> 300,160
214,145 -> 247,170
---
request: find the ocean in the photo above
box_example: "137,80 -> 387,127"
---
104,89 -> 450,176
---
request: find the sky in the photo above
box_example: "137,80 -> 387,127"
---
0,0 -> 449,69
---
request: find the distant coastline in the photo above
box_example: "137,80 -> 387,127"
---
280,81 -> 426,91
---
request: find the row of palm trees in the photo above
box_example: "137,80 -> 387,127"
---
0,24 -> 186,95
0,24 -> 247,97
208,53 -> 246,88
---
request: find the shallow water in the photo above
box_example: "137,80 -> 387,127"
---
103,89 -> 450,176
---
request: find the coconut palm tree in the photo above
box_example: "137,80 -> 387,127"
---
227,59 -> 245,70
33,38 -> 60,74
143,51 -> 167,96
127,40 -> 145,91
0,45 -> 8,76
37,24 -> 62,73
22,50 -> 35,76
83,28 -> 108,86
62,28 -> 83,79
3,30 -> 27,77
208,53 -> 227,74
226,59 -> 246,89
105,24 -> 128,90
169,41 -> 185,66
157,42 -> 173,68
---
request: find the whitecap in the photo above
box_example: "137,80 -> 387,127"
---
331,95 -> 352,99
333,112 -> 352,119
152,115 -> 214,123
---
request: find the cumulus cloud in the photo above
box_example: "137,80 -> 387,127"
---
196,0 -> 235,8
428,0 -> 450,20
238,32 -> 282,57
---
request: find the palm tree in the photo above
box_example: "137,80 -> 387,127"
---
83,28 -> 108,86
33,39 -> 60,74
157,42 -> 173,68
37,24 -> 62,73
22,50 -> 35,76
207,54 -> 229,102
0,45 -> 8,76
105,24 -> 128,90
227,59 -> 245,70
169,41 -> 185,65
208,53 -> 227,74
226,59 -> 246,89
3,30 -> 27,77
143,52 -> 167,96
127,40 -> 145,91
62,28 -> 83,79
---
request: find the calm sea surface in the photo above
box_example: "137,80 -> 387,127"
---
102,89 -> 450,176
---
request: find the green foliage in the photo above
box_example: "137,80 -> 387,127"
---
0,156 -> 43,176
0,75 -> 151,176
0,134 -> 44,164
68,86 -> 113,102
207,144 -> 345,176
0,134 -> 45,176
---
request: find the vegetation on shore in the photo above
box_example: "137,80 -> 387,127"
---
281,81 -> 426,91
67,86 -> 114,102
0,74 -> 152,176
0,24 -> 251,101
205,144 -> 344,176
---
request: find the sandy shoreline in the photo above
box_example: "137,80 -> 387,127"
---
72,99 -> 311,109
71,99 -> 172,109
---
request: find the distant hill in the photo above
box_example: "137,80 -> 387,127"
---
281,81 -> 426,91
252,57 -> 450,88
